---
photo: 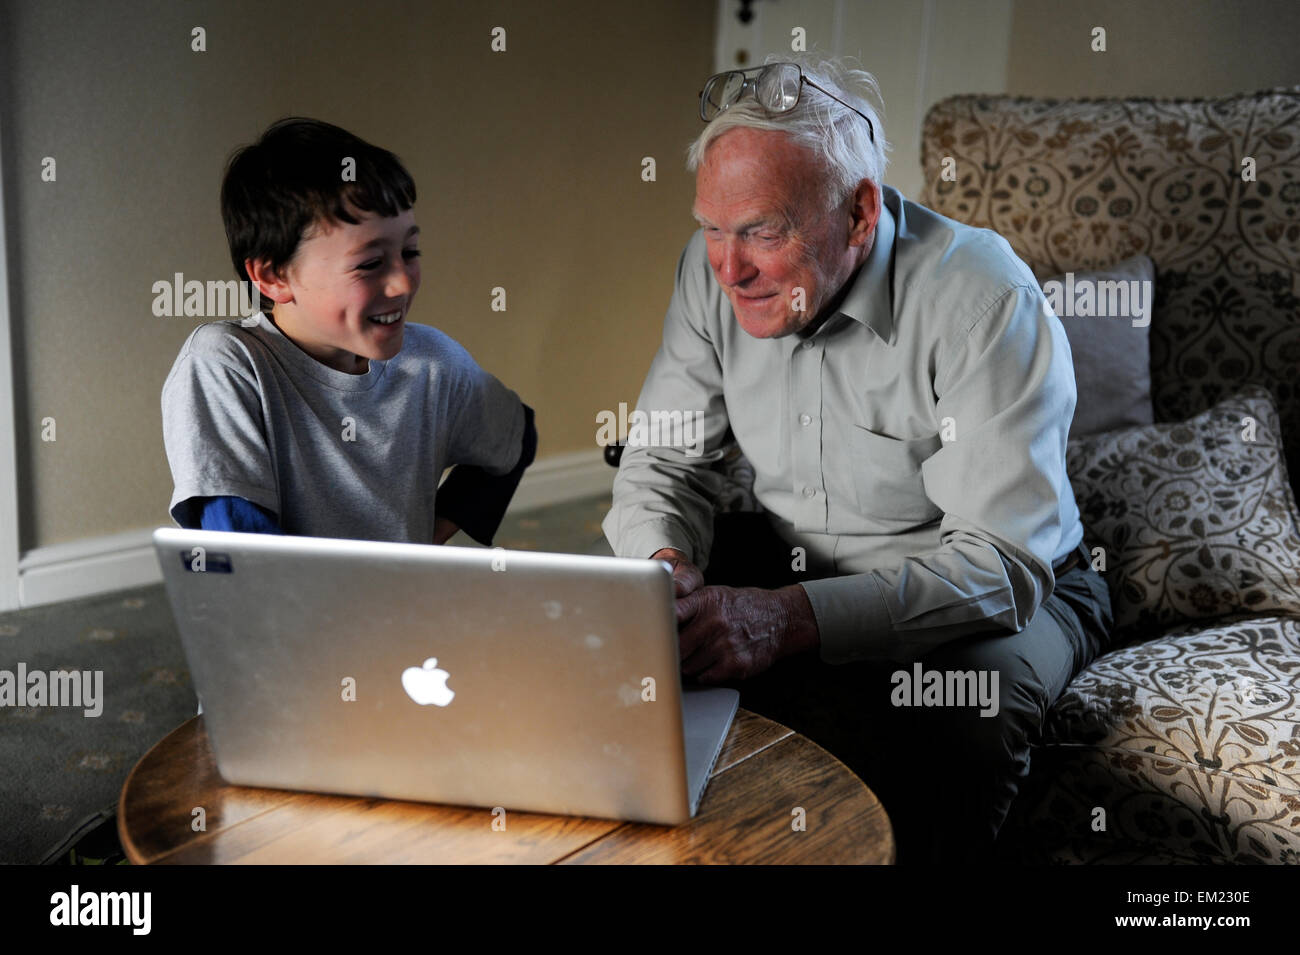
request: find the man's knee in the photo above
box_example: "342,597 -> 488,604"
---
878,678 -> 1035,778
878,635 -> 1060,774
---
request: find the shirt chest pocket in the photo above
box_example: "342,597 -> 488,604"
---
846,426 -> 944,526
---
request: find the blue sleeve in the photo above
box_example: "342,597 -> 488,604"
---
189,496 -> 284,534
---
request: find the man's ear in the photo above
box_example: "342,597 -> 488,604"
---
846,179 -> 881,249
244,258 -> 295,307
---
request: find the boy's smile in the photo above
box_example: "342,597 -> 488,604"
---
248,206 -> 421,374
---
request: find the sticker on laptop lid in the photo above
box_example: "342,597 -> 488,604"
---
177,547 -> 233,573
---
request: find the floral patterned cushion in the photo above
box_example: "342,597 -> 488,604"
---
1002,614 -> 1300,864
919,89 -> 1300,495
1066,386 -> 1300,643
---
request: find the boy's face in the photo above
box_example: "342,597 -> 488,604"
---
255,206 -> 421,374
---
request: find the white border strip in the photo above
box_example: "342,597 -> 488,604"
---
0,91 -> 21,612
14,450 -> 613,608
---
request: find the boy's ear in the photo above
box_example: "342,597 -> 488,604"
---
244,258 -> 295,306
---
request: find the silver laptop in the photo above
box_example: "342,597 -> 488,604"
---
152,527 -> 739,825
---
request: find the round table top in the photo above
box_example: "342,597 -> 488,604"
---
119,709 -> 895,864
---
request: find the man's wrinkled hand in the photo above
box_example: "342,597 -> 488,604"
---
650,547 -> 705,597
675,584 -> 819,684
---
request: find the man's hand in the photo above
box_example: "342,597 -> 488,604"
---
676,583 -> 820,683
650,547 -> 705,597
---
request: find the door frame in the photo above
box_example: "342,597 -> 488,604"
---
0,106 -> 22,612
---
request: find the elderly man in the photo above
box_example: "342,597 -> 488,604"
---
601,55 -> 1112,864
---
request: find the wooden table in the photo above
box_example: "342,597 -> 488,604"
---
119,709 -> 894,864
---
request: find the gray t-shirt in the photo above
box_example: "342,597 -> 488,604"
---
161,312 -> 525,543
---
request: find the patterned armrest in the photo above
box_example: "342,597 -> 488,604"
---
919,89 -> 1300,496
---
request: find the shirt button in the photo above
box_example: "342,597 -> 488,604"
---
799,414 -> 812,427
802,340 -> 815,350
802,486 -> 816,498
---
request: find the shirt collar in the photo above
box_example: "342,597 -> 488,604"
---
832,185 -> 897,344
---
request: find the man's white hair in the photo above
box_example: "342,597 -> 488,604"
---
686,53 -> 891,211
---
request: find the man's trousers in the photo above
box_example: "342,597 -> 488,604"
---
702,512 -> 1114,865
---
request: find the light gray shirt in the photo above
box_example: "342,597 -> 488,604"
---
602,185 -> 1083,665
162,312 -> 525,543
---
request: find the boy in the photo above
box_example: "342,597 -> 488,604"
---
162,117 -> 536,545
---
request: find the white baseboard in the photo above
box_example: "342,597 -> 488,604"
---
497,449 -> 613,513
14,450 -> 613,609
17,529 -> 163,609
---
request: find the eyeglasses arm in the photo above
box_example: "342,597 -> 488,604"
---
799,77 -> 875,143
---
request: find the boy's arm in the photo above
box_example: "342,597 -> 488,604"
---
432,516 -> 460,545
435,404 -> 537,546
162,344 -> 280,530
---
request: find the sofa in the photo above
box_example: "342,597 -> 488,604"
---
917,87 -> 1300,864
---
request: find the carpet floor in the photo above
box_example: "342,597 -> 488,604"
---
0,494 -> 613,864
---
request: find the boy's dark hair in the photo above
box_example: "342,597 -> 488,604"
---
221,117 -> 417,312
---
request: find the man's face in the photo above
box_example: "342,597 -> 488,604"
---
260,206 -> 421,374
693,128 -> 864,339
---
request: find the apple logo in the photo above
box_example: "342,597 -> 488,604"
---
402,657 -> 455,707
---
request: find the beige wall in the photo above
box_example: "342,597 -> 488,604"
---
713,0 -> 1298,199
2,0 -> 714,551
6,0 -> 1296,554
1007,0 -> 1300,98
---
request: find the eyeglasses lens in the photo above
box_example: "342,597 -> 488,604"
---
703,72 -> 747,120
756,64 -> 801,112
